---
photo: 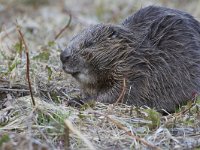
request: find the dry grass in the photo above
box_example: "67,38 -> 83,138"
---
1,0 -> 200,149
1,94 -> 200,149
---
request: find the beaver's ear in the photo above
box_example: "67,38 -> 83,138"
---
108,25 -> 133,43
108,26 -> 128,39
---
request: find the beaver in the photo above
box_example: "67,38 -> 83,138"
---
60,6 -> 200,113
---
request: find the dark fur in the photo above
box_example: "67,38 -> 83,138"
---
60,6 -> 200,112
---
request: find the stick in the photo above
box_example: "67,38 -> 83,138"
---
106,115 -> 161,150
55,14 -> 72,40
114,78 -> 126,105
90,110 -> 160,149
0,88 -> 29,92
16,25 -> 35,106
107,78 -> 126,114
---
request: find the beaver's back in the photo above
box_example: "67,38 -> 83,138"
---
120,6 -> 200,112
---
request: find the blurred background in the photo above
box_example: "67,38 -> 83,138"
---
1,0 -> 200,42
1,0 -> 200,52
0,0 -> 200,78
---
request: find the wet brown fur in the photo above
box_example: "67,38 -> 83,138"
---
60,6 -> 200,112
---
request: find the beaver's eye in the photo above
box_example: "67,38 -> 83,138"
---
84,40 -> 94,48
108,30 -> 118,39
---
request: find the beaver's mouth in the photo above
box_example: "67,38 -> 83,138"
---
64,70 -> 80,77
71,72 -> 80,77
62,66 -> 80,76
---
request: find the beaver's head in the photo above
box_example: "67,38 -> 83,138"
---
60,24 -> 133,85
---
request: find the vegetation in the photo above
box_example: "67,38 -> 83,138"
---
0,0 -> 200,149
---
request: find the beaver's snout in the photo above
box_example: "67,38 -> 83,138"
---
60,49 -> 72,64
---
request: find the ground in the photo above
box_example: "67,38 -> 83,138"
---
0,0 -> 200,149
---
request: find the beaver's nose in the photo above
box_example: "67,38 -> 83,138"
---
60,50 -> 71,63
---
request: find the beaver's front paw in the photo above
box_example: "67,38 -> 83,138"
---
67,97 -> 84,107
67,97 -> 96,109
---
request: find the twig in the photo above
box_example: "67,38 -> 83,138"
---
106,115 -> 161,150
19,34 -> 23,59
107,78 -> 126,114
163,96 -> 198,126
16,24 -> 35,106
0,88 -> 29,92
91,110 -> 160,150
114,78 -> 126,105
55,14 -> 72,40
107,116 -> 160,150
